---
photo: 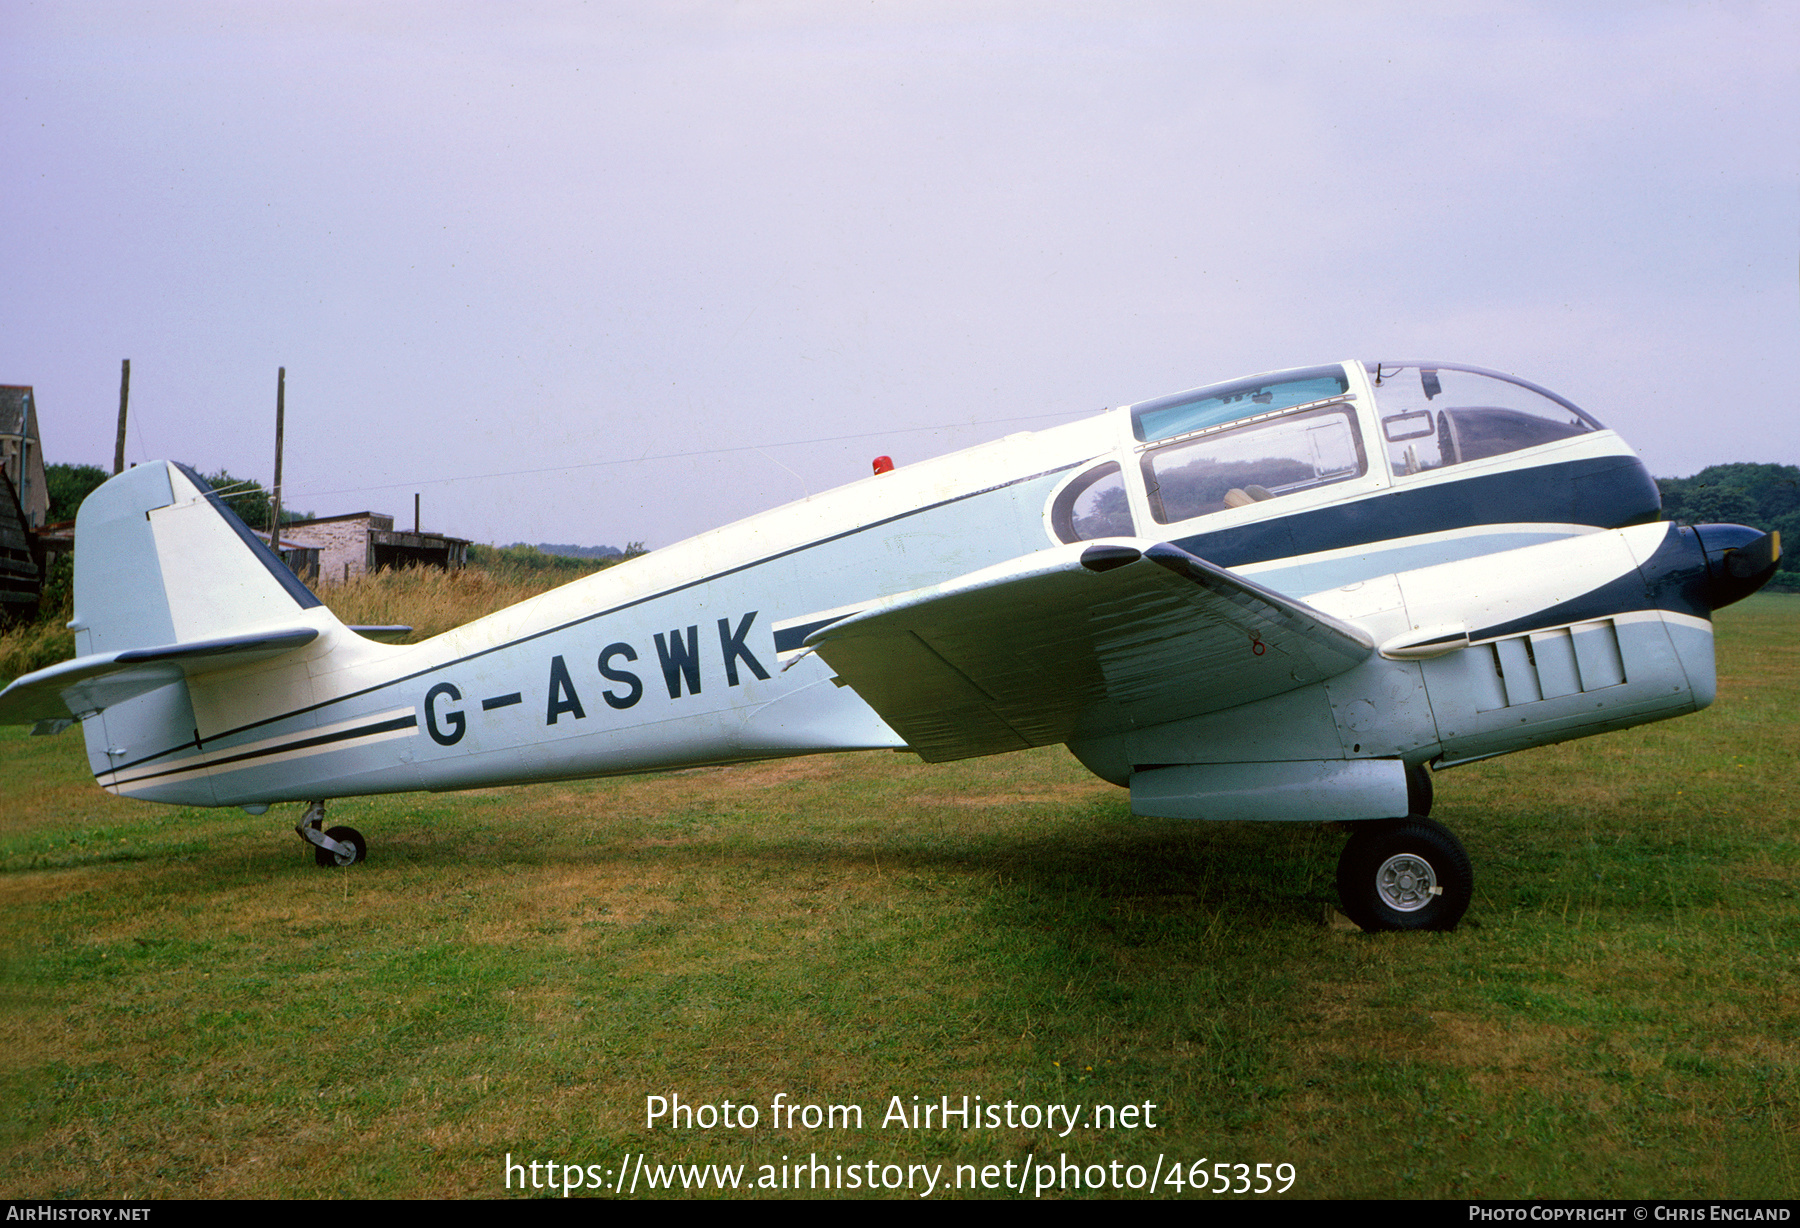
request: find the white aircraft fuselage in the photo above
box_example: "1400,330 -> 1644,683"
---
3,358 -> 1778,929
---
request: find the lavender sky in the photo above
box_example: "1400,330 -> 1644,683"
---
3,2 -> 1795,548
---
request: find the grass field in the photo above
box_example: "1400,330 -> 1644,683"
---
1,593 -> 1794,1200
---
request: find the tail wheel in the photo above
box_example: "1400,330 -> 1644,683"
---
314,825 -> 367,868
1336,815 -> 1471,932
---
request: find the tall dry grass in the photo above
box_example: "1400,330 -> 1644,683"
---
0,618 -> 74,690
314,564 -> 596,642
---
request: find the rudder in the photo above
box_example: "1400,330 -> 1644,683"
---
71,462 -> 324,657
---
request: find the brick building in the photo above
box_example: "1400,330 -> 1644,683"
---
280,511 -> 470,584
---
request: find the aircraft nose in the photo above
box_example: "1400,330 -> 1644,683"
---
1692,524 -> 1782,610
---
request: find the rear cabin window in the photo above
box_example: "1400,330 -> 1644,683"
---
1050,462 -> 1134,542
1142,404 -> 1366,525
1370,364 -> 1602,477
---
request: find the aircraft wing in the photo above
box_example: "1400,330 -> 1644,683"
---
0,627 -> 319,726
804,540 -> 1374,762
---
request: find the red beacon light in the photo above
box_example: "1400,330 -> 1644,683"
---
872,455 -> 894,475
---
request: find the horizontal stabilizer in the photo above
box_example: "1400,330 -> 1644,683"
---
805,539 -> 1373,762
0,627 -> 319,724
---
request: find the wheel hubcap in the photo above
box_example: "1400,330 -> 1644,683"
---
1376,853 -> 1436,912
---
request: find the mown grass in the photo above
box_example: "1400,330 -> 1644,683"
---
0,595 -> 1793,1199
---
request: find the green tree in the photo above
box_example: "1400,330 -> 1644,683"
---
187,469 -> 311,532
1677,484 -> 1758,527
44,463 -> 110,522
1660,463 -> 1800,524
1659,462 -> 1800,591
197,469 -> 275,531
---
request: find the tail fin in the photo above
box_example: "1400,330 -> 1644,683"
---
72,462 -> 324,656
0,462 -> 352,803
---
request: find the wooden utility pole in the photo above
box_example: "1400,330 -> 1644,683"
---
113,360 -> 130,475
414,492 -> 420,534
269,367 -> 285,550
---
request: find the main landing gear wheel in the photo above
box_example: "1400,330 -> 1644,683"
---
1336,815 -> 1471,932
1406,763 -> 1434,817
314,826 -> 367,868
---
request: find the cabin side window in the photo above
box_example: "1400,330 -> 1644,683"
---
1371,365 -> 1602,477
1050,462 -> 1135,543
1140,405 -> 1366,525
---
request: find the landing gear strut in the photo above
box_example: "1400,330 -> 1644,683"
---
296,800 -> 367,868
1336,815 -> 1470,932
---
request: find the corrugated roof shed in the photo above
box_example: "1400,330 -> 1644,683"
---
281,512 -> 470,583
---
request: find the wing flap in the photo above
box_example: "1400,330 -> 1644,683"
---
806,540 -> 1372,762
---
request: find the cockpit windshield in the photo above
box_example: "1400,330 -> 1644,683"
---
1368,363 -> 1603,477
1131,365 -> 1351,443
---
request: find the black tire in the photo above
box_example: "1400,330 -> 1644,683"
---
1336,815 -> 1470,932
1406,763 -> 1434,816
314,825 -> 367,868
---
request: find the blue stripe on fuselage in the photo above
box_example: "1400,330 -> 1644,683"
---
1170,455 -> 1660,570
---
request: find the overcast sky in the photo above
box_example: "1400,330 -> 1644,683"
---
3,2 -> 1795,549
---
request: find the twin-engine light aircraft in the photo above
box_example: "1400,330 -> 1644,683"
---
0,360 -> 1780,930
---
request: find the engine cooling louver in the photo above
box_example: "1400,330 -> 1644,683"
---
1475,620 -> 1627,712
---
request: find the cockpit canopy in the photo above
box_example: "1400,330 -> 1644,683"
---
1361,362 -> 1600,476
1052,361 -> 1609,544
